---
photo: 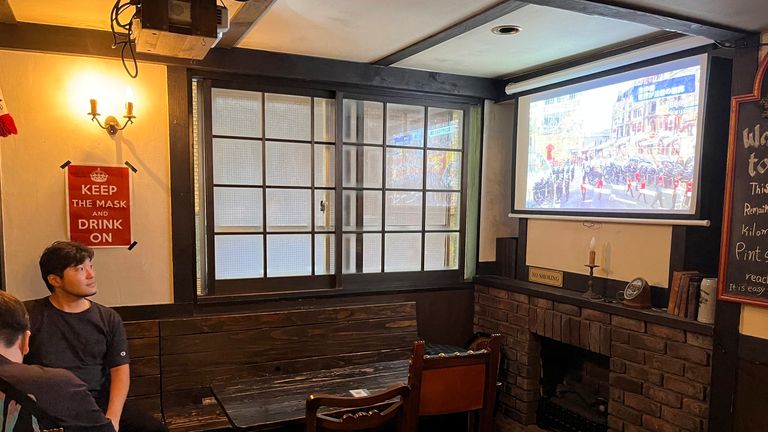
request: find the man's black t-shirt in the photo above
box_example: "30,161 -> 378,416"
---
0,354 -> 114,431
24,298 -> 129,405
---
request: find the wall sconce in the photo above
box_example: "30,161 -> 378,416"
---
88,98 -> 135,136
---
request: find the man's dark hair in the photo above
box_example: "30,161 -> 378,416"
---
0,291 -> 30,348
39,241 -> 95,293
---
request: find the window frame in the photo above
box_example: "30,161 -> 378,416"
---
193,75 -> 475,299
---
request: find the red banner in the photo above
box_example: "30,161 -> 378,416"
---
67,165 -> 132,247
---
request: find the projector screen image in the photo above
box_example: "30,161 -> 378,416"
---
514,54 -> 708,217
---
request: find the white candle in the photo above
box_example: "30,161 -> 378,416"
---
589,237 -> 596,266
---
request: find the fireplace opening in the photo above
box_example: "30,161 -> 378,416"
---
536,337 -> 609,432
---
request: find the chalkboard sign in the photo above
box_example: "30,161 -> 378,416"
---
719,54 -> 768,307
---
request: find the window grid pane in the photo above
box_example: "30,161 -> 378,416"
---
213,138 -> 262,185
428,107 -> 463,150
265,93 -> 311,141
314,98 -> 336,143
426,150 -> 462,191
387,104 -> 424,147
384,233 -> 422,272
265,142 -> 312,186
214,187 -> 263,233
212,89 -> 262,138
266,189 -> 311,232
424,232 -> 459,270
215,235 -> 264,279
266,234 -> 312,277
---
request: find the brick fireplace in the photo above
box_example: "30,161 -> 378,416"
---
474,279 -> 713,432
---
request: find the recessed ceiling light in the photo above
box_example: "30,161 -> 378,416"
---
491,25 -> 521,36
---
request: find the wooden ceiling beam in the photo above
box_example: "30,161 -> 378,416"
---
373,0 -> 529,66
216,0 -> 275,49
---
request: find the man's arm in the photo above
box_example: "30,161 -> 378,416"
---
105,364 -> 130,431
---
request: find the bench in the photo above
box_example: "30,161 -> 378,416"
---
123,301 -> 418,432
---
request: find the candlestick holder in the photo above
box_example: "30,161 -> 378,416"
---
583,264 -> 603,300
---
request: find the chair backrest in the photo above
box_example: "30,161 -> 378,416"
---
0,377 -> 62,432
305,383 -> 410,432
406,334 -> 502,432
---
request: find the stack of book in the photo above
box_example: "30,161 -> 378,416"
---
667,271 -> 703,320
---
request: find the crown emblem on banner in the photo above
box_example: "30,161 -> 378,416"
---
90,169 -> 109,183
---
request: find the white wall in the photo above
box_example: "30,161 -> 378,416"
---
526,219 -> 672,287
479,100 -> 518,262
0,49 -> 173,305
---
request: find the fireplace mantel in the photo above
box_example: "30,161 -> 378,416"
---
475,276 -> 713,335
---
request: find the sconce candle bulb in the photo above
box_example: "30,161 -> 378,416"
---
125,102 -> 134,117
88,99 -> 98,116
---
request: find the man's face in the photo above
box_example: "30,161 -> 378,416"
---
51,259 -> 97,298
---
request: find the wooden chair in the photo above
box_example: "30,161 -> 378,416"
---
305,383 -> 410,432
0,377 -> 63,432
405,334 -> 502,432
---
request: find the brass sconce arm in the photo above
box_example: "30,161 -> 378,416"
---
89,113 -> 135,136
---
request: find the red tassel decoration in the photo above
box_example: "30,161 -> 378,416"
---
0,86 -> 18,137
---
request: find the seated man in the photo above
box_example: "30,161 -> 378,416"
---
25,241 -> 165,432
0,291 -> 114,431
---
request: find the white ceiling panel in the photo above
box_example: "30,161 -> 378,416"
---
394,4 -> 664,78
236,0 -> 501,62
608,0 -> 768,33
10,0 -> 115,30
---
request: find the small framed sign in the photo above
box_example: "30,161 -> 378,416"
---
529,267 -> 563,287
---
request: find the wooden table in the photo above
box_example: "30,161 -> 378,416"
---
211,359 -> 410,430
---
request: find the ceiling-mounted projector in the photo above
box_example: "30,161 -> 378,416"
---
133,0 -> 228,60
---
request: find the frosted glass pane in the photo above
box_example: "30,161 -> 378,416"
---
265,142 -> 311,186
386,149 -> 423,189
386,191 -> 422,231
363,147 -> 383,188
427,150 -> 461,190
342,146 -> 357,187
315,145 -> 335,187
343,146 -> 382,188
342,191 -> 382,231
424,233 -> 459,270
385,233 -> 421,272
265,93 -> 311,141
364,233 -> 382,273
387,104 -> 424,147
343,100 -> 383,144
212,88 -> 262,138
314,98 -> 336,142
315,234 -> 335,275
342,234 -> 356,274
315,190 -> 334,231
266,234 -> 311,277
214,187 -> 262,232
426,192 -> 460,230
341,234 -> 381,274
428,108 -> 463,149
213,138 -> 262,185
215,235 -> 263,279
266,189 -> 311,231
